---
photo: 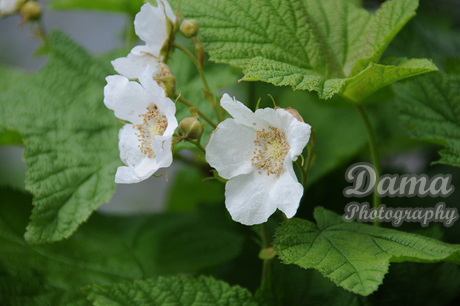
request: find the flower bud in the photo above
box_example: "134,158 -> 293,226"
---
20,0 -> 41,22
179,117 -> 203,140
180,19 -> 199,38
154,63 -> 176,99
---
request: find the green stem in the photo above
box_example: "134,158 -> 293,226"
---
174,43 -> 222,122
189,139 -> 206,154
177,96 -> 217,129
354,104 -> 381,225
302,130 -> 316,188
260,223 -> 272,291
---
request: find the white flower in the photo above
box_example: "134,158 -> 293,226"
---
206,94 -> 311,225
104,66 -> 178,184
0,0 -> 21,15
112,1 -> 177,79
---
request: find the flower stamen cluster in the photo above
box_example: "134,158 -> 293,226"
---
135,105 -> 168,158
252,126 -> 290,177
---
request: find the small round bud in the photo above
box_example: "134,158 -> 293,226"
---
20,0 -> 41,21
180,19 -> 199,38
179,117 -> 203,140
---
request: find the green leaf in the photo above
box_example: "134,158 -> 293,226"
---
261,262 -> 364,306
85,276 -> 257,306
49,0 -> 143,15
0,128 -> 22,146
274,207 -> 460,296
166,165 -> 224,212
175,0 -> 435,101
341,58 -> 437,102
394,72 -> 460,167
0,187 -> 245,304
0,32 -> 121,244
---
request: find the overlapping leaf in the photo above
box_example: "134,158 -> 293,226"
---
394,72 -> 460,167
274,207 -> 460,296
0,187 -> 245,304
174,0 -> 436,101
86,276 -> 257,306
0,32 -> 122,243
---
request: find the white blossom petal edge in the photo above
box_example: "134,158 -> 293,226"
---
112,0 -> 177,79
0,0 -> 20,15
104,66 -> 178,184
206,94 -> 311,225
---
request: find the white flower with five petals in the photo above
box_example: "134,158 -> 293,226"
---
112,0 -> 177,79
104,67 -> 178,184
206,94 -> 311,225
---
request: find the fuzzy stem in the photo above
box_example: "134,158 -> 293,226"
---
354,104 -> 381,226
174,43 -> 222,122
177,96 -> 217,129
260,223 -> 272,291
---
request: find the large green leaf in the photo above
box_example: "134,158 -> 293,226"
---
274,207 -> 460,296
394,72 -> 460,167
49,0 -> 144,15
86,276 -> 257,306
0,32 -> 121,244
174,0 -> 436,101
0,187 -> 245,304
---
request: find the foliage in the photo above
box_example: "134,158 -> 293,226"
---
0,187 -> 245,305
173,0 -> 437,101
1,0 -> 460,304
0,32 -> 121,244
274,207 -> 460,295
394,72 -> 460,167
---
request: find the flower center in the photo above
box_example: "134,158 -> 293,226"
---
252,126 -> 290,177
135,104 -> 168,158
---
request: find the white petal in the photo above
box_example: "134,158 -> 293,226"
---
220,94 -> 265,129
138,66 -> 178,136
112,46 -> 161,79
139,65 -> 166,99
115,166 -> 145,184
0,0 -> 18,14
206,119 -> 256,180
270,162 -> 303,218
225,172 -> 278,225
152,135 -> 174,168
116,124 -> 158,184
104,75 -> 149,124
254,108 -> 280,127
276,109 -> 311,159
163,109 -> 178,137
134,3 -> 168,57
158,0 -> 177,23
